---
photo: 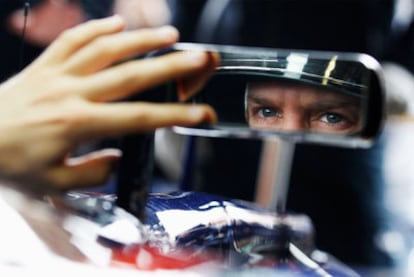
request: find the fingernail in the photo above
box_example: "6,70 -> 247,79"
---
188,106 -> 206,118
158,25 -> 179,42
184,50 -> 207,66
106,14 -> 125,25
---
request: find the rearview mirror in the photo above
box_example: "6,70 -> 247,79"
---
170,43 -> 385,148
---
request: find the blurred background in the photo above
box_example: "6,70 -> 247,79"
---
4,0 -> 414,274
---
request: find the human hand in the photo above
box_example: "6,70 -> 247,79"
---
0,15 -> 219,194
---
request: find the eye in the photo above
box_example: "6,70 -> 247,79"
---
258,108 -> 278,118
320,113 -> 345,124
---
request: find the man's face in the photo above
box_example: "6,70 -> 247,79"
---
6,0 -> 85,47
245,82 -> 362,135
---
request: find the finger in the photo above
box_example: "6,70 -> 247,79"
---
81,50 -> 213,102
46,149 -> 122,190
66,148 -> 122,166
177,51 -> 221,101
71,103 -> 217,140
63,26 -> 179,75
31,15 -> 126,66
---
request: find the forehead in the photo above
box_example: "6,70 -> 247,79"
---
246,81 -> 362,106
247,81 -> 330,94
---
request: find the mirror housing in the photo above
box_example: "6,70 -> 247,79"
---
169,43 -> 385,148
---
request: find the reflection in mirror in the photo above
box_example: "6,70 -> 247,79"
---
245,81 -> 363,135
171,43 -> 384,148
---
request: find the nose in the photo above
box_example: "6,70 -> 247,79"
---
280,113 -> 307,132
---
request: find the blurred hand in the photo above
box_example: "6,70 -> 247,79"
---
0,16 -> 219,193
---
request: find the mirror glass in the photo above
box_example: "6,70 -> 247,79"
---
170,43 -> 385,148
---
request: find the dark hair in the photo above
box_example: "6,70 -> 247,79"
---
0,0 -> 27,18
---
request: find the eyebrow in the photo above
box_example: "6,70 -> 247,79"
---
247,94 -> 360,109
246,95 -> 274,106
308,100 -> 360,111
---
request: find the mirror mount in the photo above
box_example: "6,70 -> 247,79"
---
255,137 -> 295,213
